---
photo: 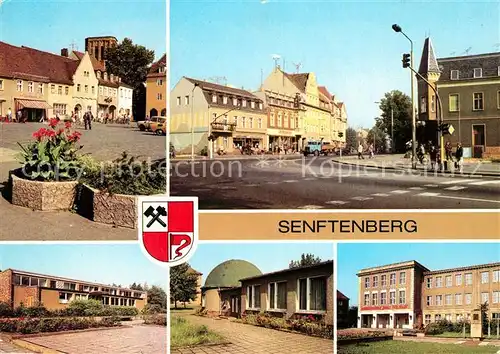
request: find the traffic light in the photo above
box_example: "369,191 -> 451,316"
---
402,53 -> 411,68
440,123 -> 455,135
338,132 -> 344,138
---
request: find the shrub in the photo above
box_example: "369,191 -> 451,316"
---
14,304 -> 49,318
0,302 -> 14,318
200,147 -> 208,156
142,303 -> 164,315
67,299 -> 104,316
425,322 -> 445,335
143,314 -> 167,326
17,119 -> 82,181
0,316 -> 119,334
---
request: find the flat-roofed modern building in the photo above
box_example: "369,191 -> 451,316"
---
357,261 -> 500,329
0,269 -> 147,310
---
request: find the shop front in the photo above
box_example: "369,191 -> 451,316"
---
232,133 -> 267,153
15,99 -> 51,122
268,128 -> 298,153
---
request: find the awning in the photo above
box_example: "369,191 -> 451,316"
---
16,99 -> 52,109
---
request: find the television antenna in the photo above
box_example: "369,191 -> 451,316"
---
207,76 -> 227,85
271,54 -> 281,69
449,51 -> 456,56
292,62 -> 302,73
69,40 -> 78,52
462,47 -> 472,55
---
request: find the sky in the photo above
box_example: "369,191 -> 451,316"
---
188,242 -> 334,283
0,244 -> 167,289
0,0 -> 166,60
338,242 -> 500,306
171,0 -> 500,128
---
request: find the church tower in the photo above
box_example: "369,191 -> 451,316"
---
417,37 -> 441,122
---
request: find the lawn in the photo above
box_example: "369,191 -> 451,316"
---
430,332 -> 500,340
170,316 -> 226,348
338,340 -> 499,354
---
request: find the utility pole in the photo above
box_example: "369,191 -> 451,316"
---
391,106 -> 394,154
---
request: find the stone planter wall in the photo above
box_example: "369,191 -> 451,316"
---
10,172 -> 78,211
78,184 -> 137,229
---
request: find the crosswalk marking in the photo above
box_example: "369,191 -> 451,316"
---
409,187 -> 426,190
468,180 -> 500,186
424,184 -> 439,187
440,179 -> 475,185
266,181 -> 280,185
283,180 -> 298,183
371,193 -> 390,197
351,196 -> 374,201
245,184 -> 259,187
303,177 -> 317,181
417,192 -> 441,197
325,200 -> 349,205
444,186 -> 467,191
390,190 -> 410,194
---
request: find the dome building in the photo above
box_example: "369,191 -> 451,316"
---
201,259 -> 261,316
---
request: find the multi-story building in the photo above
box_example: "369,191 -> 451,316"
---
118,82 -> 134,119
201,259 -> 334,325
357,261 -> 428,329
0,268 -> 147,310
418,37 -> 500,158
84,36 -> 118,64
170,77 -> 267,154
357,261 -> 500,329
146,54 -> 166,118
318,86 -> 348,147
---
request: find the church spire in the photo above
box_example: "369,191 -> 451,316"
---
418,37 -> 440,75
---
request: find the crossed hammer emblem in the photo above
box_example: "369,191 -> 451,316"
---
144,206 -> 167,228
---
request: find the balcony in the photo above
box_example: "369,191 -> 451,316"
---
211,122 -> 236,132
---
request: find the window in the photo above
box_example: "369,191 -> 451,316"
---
380,292 -> 387,305
445,275 -> 452,287
398,290 -> 406,305
92,86 -> 95,94
465,273 -> 472,285
465,293 -> 472,304
270,112 -> 275,127
381,275 -> 387,287
99,86 -> 103,95
157,93 -> 162,100
247,285 -> 260,309
156,79 -> 163,86
399,272 -> 406,285
59,292 -> 71,304
493,270 -> 500,283
176,97 -> 181,106
223,96 -> 228,104
426,296 -> 432,306
445,294 -> 452,305
473,93 -> 484,110
84,85 -> 88,93
185,96 -> 189,105
259,102 -> 263,110
455,294 -> 462,305
436,276 -> 443,288
212,94 -> 217,103
242,100 -> 247,107
298,276 -> 327,311
77,84 -> 81,92
364,294 -> 369,306
373,276 -> 378,287
258,118 -> 262,129
498,91 -> 500,109
53,104 -> 67,116
17,80 -> 23,92
28,82 -> 34,93
445,314 -> 452,321
390,273 -> 396,286
277,113 -> 282,127
372,292 -> 378,306
251,101 -> 255,109
431,95 -> 435,112
268,282 -> 287,310
389,291 -> 396,305
435,314 -> 442,321
455,274 -> 462,286
426,277 -> 433,289
481,292 -> 489,304
451,70 -> 459,80
481,272 -> 489,284
364,277 -> 370,288
58,86 -> 62,95
473,68 -> 482,78
242,117 -> 246,128
436,295 -> 443,306
425,314 -> 431,325
38,84 -> 43,94
0,79 -> 3,90
249,117 -> 253,128
493,291 -> 500,304
420,97 -> 427,113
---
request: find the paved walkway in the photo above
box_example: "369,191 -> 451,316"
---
0,338 -> 32,353
21,325 -> 166,353
395,336 -> 500,347
171,315 -> 333,354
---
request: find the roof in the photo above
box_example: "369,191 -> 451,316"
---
203,260 -> 261,289
358,260 -> 430,275
0,41 -> 79,85
98,78 -> 119,88
337,290 -> 349,301
423,262 -> 500,276
418,37 -> 441,74
185,77 -> 261,101
284,72 -> 309,92
73,51 -> 105,72
147,54 -> 166,78
5,268 -> 146,294
318,86 -> 332,99
437,52 -> 500,81
85,36 -> 118,41
240,260 -> 334,282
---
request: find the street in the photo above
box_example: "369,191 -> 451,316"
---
170,156 -> 500,209
0,122 -> 166,240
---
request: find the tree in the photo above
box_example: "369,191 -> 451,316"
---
375,90 -> 412,153
105,38 -> 155,120
347,306 -> 358,328
289,253 -> 322,269
345,127 -> 358,153
147,285 -> 168,309
367,125 -> 387,153
170,263 -> 199,309
130,283 -> 144,291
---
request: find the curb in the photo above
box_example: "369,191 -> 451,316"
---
11,339 -> 63,354
332,159 -> 500,178
171,155 -> 301,162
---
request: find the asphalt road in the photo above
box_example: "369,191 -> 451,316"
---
170,156 -> 500,209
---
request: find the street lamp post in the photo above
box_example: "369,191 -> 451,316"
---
190,83 -> 199,161
208,105 -> 241,159
392,24 -> 417,169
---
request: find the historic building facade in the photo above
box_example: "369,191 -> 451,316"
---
84,36 -> 118,64
146,54 -> 166,118
418,37 -> 500,158
357,261 -> 500,329
0,269 -> 147,311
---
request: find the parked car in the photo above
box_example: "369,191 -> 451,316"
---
137,119 -> 148,131
150,117 -> 166,135
303,140 -> 336,156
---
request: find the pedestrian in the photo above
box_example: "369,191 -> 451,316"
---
368,144 -> 374,159
16,109 -> 22,123
445,141 -> 453,161
7,107 -> 12,122
429,145 -> 438,171
105,113 -> 109,124
357,143 -> 364,159
455,142 -> 464,173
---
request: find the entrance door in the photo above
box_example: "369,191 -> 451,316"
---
472,124 -> 485,158
230,295 -> 240,317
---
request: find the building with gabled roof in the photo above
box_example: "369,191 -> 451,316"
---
146,54 -> 166,118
